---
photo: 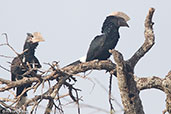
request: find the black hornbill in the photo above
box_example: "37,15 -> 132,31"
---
67,12 -> 130,66
10,32 -> 44,105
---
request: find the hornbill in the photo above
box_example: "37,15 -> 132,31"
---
67,12 -> 130,66
10,32 -> 44,106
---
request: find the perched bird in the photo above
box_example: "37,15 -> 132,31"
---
67,12 -> 130,66
10,32 -> 44,106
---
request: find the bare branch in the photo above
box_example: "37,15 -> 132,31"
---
1,33 -> 19,55
135,76 -> 164,91
0,60 -> 115,92
110,50 -> 145,114
128,8 -> 155,69
165,94 -> 171,114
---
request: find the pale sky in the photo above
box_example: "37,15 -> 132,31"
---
0,0 -> 171,114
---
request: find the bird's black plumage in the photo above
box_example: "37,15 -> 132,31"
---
86,16 -> 128,61
11,33 -> 42,97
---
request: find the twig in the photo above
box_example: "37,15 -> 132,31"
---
0,65 -> 10,72
94,78 -> 123,109
0,55 -> 14,58
80,103 -> 109,113
1,33 -> 19,55
109,74 -> 115,113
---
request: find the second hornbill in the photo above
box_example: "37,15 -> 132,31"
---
11,32 -> 44,106
67,12 -> 130,66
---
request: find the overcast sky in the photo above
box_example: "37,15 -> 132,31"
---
0,0 -> 171,114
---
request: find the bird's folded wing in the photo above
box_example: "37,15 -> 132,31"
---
86,34 -> 106,61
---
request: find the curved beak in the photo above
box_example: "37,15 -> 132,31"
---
119,20 -> 129,27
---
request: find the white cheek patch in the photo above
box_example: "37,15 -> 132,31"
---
79,56 -> 86,62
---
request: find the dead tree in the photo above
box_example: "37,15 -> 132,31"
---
0,8 -> 170,114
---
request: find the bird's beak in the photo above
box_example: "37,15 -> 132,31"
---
31,32 -> 45,43
119,20 -> 129,28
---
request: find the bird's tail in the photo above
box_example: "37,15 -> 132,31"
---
16,84 -> 31,107
16,96 -> 27,108
65,56 -> 86,67
65,60 -> 81,67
